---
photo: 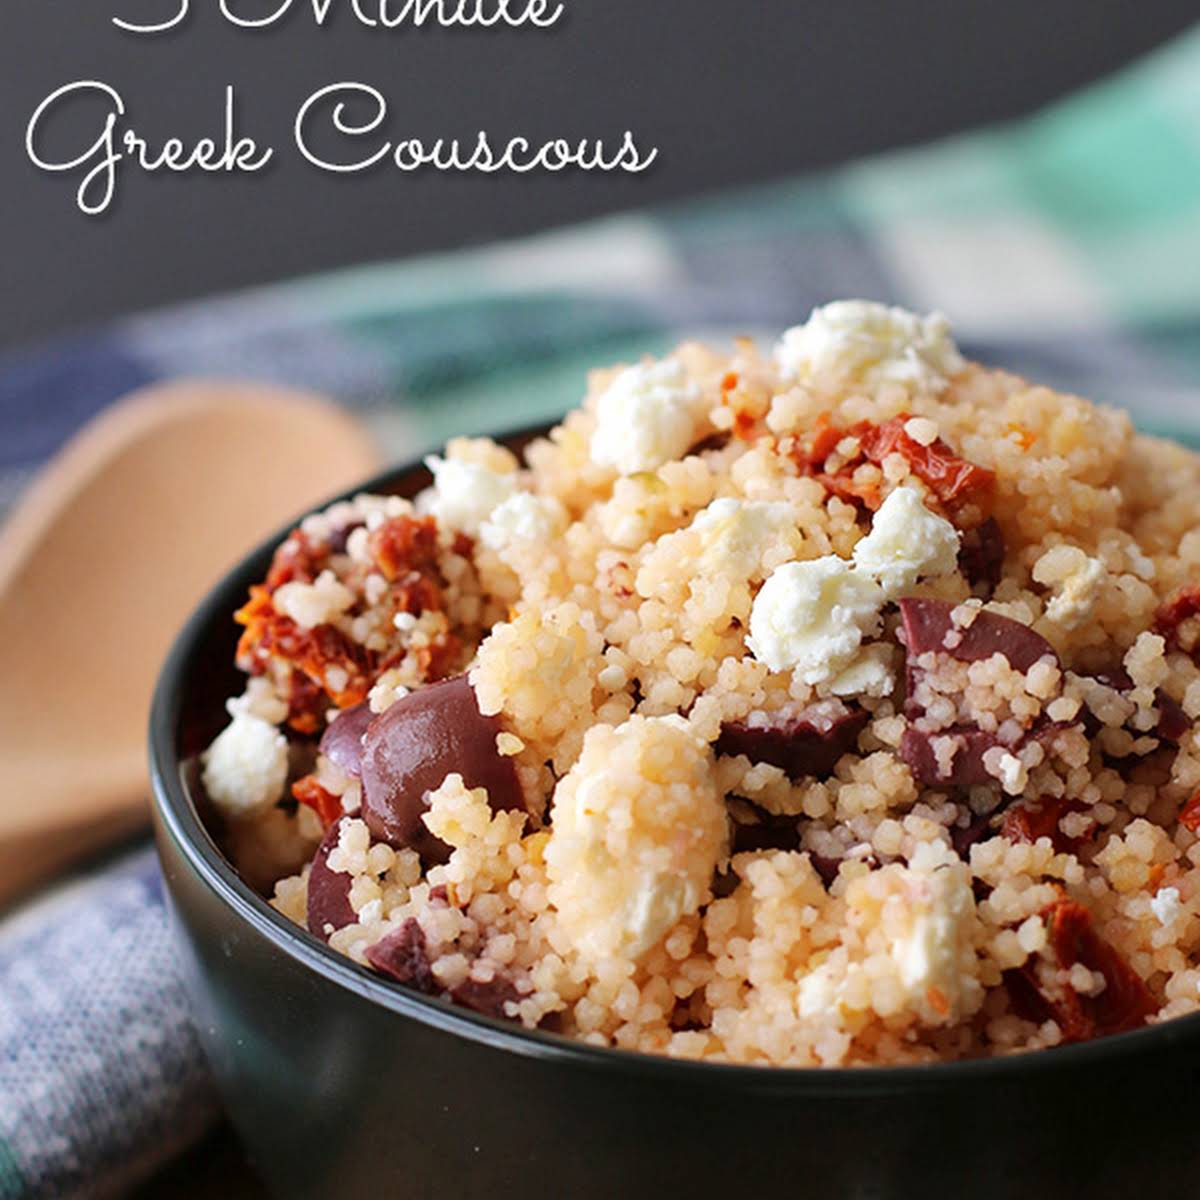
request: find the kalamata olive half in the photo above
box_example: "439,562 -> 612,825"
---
359,675 -> 526,864
306,819 -> 357,942
899,597 -> 1057,674
716,702 -> 868,782
319,701 -> 374,778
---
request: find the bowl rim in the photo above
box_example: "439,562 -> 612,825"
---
149,421 -> 1200,1094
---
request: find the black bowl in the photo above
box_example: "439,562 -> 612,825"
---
151,429 -> 1200,1199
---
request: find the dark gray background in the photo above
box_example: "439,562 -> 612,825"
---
3,1 -> 1197,350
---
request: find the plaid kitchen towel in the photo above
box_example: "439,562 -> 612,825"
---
4,21 -> 1200,1198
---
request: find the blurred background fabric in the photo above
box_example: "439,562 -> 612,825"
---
1,0 -> 1198,349
5,20 -> 1200,525
4,13 -> 1200,1200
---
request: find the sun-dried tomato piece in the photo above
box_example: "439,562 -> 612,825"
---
236,585 -> 375,714
1179,790 -> 1200,834
392,572 -> 444,618
264,529 -> 328,591
858,415 -> 996,522
365,514 -> 450,619
820,469 -> 884,511
235,586 -> 274,651
1001,796 -> 1093,856
789,413 -> 994,523
292,774 -> 343,828
791,412 -> 843,474
731,409 -> 758,440
285,669 -> 326,735
296,625 -> 372,707
787,415 -> 883,511
1001,966 -> 1052,1024
416,630 -> 464,681
1013,898 -> 1155,1041
368,515 -> 440,583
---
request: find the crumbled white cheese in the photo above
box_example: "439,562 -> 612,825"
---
590,359 -> 703,475
890,857 -> 976,1023
852,486 -> 961,598
480,491 -> 569,552
202,712 -> 289,820
545,715 -> 726,964
1151,886 -> 1184,926
1032,545 -> 1106,630
423,454 -> 518,535
747,488 -> 957,685
747,557 -> 883,683
690,497 -> 799,579
776,300 -> 963,392
272,569 -> 355,630
826,642 -> 895,699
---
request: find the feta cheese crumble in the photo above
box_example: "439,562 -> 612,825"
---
423,454 -> 518,535
590,359 -> 703,475
777,300 -> 964,393
852,486 -> 961,598
747,487 -> 955,687
480,491 -> 569,552
202,712 -> 289,819
747,557 -> 883,683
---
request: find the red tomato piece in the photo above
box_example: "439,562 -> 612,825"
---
1001,796 -> 1093,856
1011,898 -> 1155,1042
292,774 -> 343,829
1179,789 -> 1200,834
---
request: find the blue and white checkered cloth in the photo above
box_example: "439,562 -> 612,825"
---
5,24 -> 1200,1197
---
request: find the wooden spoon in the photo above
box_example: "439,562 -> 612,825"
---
0,380 -> 381,907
